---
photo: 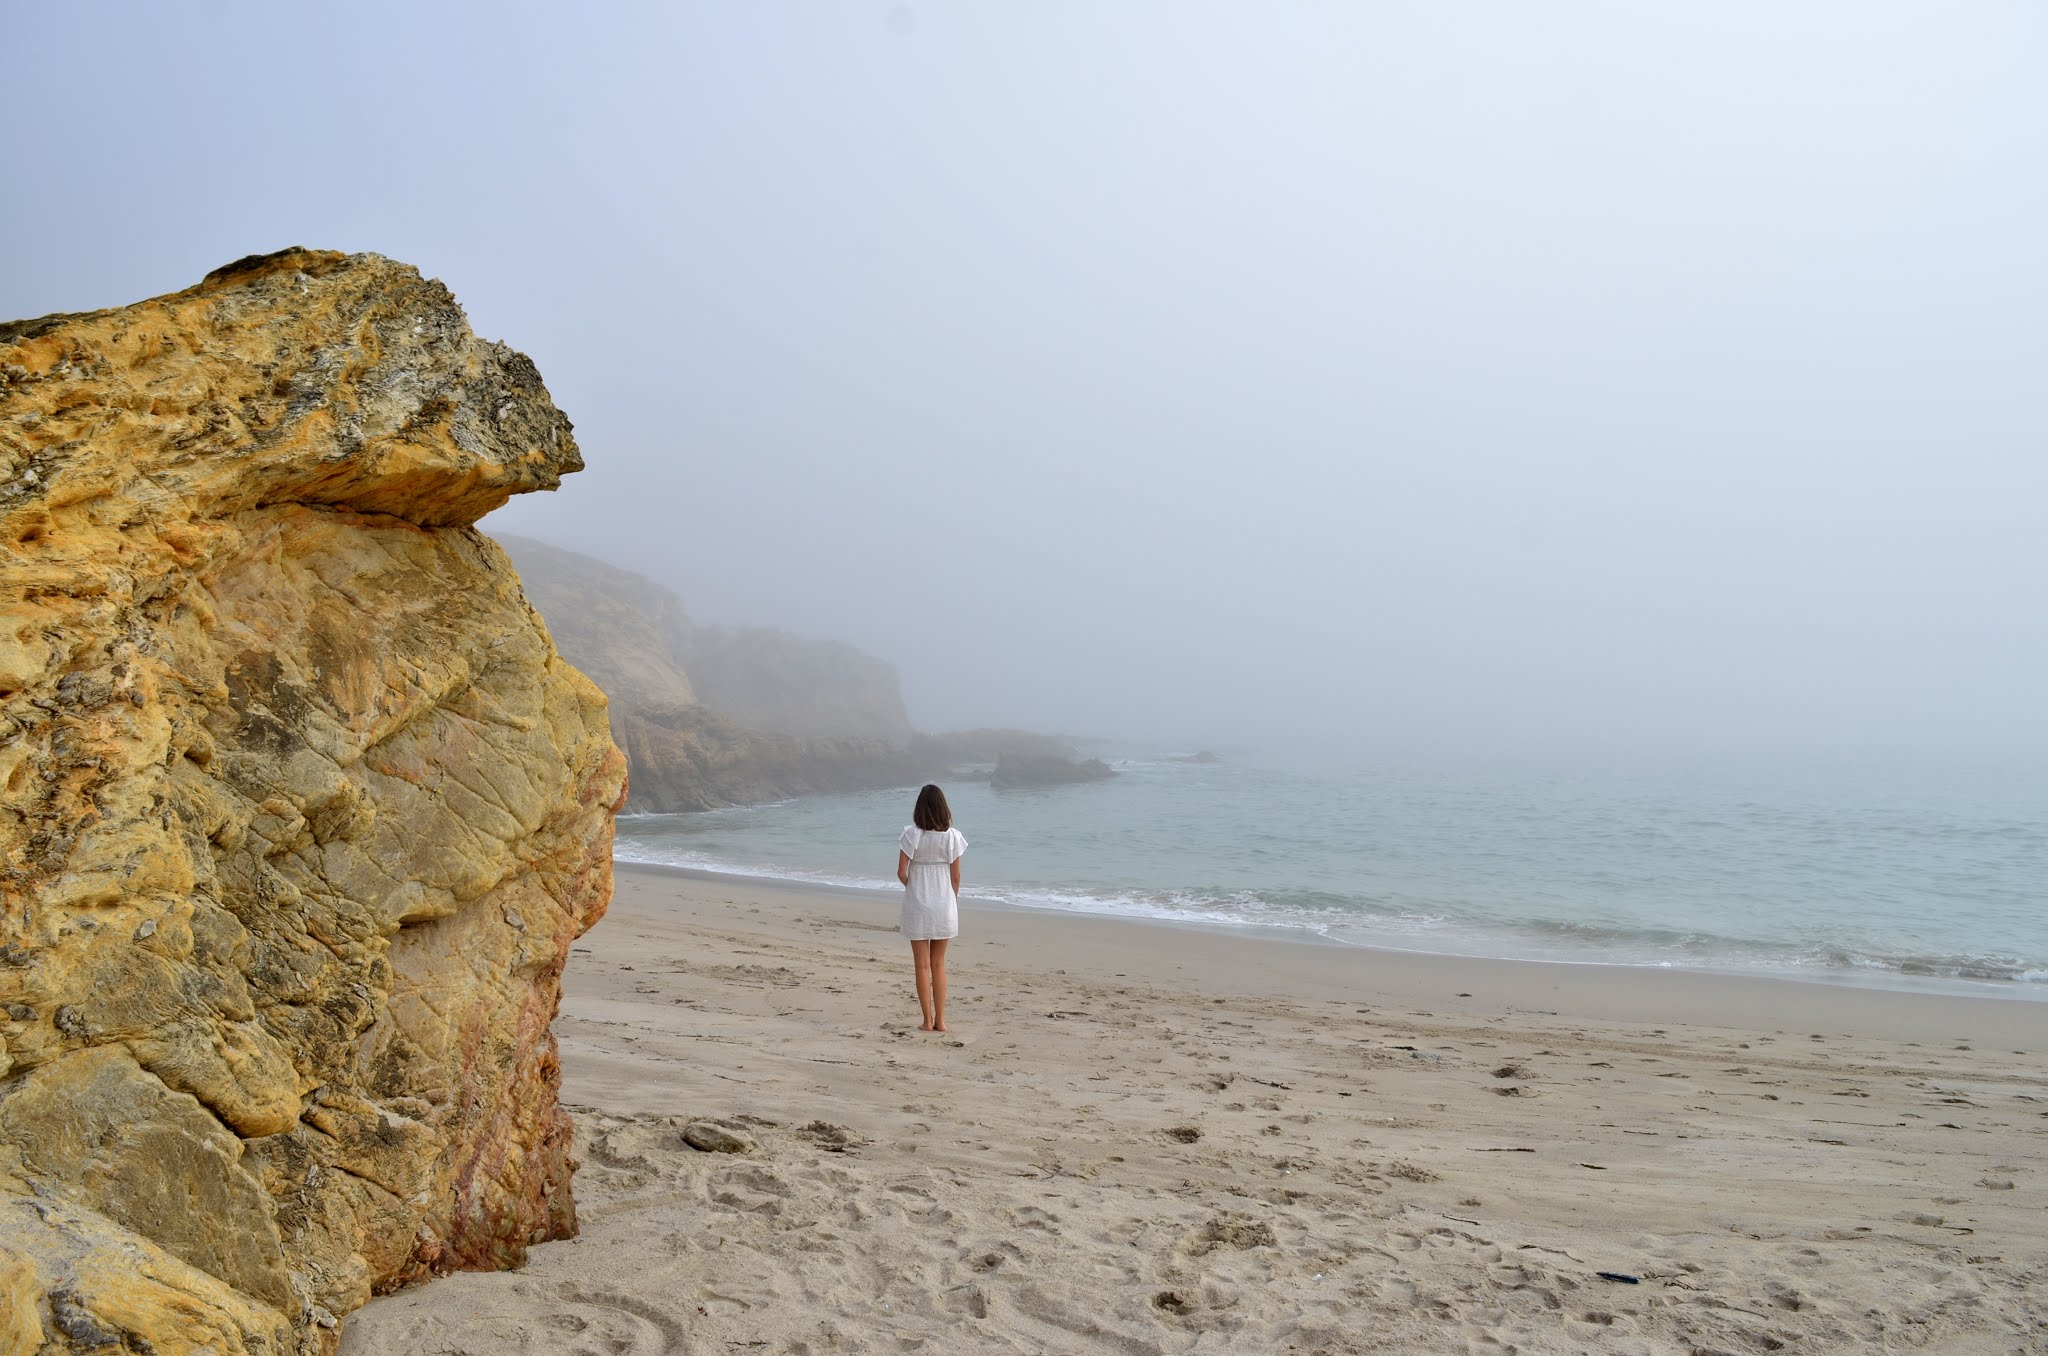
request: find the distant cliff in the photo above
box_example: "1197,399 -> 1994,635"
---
680,625 -> 913,743
608,702 -> 927,814
0,252 -> 625,1353
496,537 -> 922,811
496,540 -> 1119,811
496,535 -> 700,712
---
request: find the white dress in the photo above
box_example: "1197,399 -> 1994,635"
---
899,825 -> 967,940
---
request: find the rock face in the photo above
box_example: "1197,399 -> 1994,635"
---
497,535 -> 924,812
0,251 -> 626,1354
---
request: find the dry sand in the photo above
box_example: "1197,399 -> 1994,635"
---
342,865 -> 2046,1355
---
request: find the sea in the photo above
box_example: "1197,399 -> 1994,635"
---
614,751 -> 2047,1000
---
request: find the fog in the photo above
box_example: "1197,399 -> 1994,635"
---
6,4 -> 2043,765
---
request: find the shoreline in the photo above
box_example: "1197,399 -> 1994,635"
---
343,865 -> 2047,1354
616,859 -> 2048,1035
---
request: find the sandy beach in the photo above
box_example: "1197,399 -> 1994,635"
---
341,865 -> 2046,1355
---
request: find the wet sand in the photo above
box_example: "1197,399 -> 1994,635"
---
342,864 -> 2047,1355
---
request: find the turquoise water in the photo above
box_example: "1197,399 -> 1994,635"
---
615,753 -> 2048,999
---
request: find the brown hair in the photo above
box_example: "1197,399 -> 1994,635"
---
912,783 -> 952,832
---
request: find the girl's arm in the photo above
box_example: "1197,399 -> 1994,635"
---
897,851 -> 911,886
950,859 -> 961,895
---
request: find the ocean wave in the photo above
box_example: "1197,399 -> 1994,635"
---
612,842 -> 2047,997
615,843 -> 898,894
617,844 -> 1337,936
975,883 -> 1342,938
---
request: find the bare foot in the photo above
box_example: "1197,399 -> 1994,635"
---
920,1022 -> 935,1032
933,1022 -> 949,1033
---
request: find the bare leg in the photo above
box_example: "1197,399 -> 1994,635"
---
929,937 -> 950,1032
910,940 -> 935,1030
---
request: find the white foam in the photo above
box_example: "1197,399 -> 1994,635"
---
612,833 -> 2048,1000
615,845 -> 898,895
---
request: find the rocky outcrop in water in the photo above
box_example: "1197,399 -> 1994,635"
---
989,753 -> 1116,789
0,250 -> 626,1353
908,728 -> 1081,766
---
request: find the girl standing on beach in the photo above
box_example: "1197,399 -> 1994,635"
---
897,784 -> 967,1032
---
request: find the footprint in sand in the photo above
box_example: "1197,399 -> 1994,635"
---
1186,1215 -> 1277,1254
347,1284 -> 687,1356
1011,1205 -> 1062,1234
968,1240 -> 1024,1270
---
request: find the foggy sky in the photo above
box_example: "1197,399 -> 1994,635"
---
6,4 -> 2043,765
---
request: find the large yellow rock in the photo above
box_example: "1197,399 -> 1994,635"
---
0,250 -> 627,1353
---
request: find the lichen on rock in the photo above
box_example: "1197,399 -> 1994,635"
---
0,249 -> 627,1354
